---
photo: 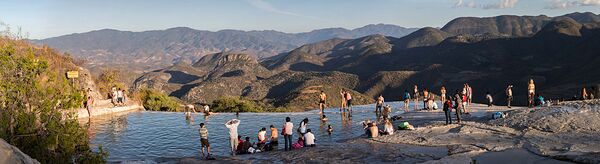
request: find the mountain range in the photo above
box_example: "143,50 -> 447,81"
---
35,12 -> 600,110
33,24 -> 418,76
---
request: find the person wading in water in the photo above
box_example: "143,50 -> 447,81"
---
340,89 -> 347,112
319,91 -> 327,114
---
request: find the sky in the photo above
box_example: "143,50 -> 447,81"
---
1,0 -> 599,39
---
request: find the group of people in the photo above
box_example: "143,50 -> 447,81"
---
402,84 -> 472,113
362,118 -> 395,138
338,89 -> 353,113
318,89 -> 353,114
110,87 -> 127,107
199,117 -> 319,160
197,78 -> 592,159
581,86 -> 596,100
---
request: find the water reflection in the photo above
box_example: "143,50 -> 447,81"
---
88,102 -> 411,162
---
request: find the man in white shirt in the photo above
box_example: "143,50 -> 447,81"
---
304,129 -> 315,147
225,119 -> 240,156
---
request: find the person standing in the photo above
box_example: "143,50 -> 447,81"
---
117,88 -> 124,106
423,89 -> 429,110
282,117 -> 293,151
485,92 -> 493,107
340,89 -> 347,112
581,87 -> 588,100
225,119 -> 240,156
440,86 -> 447,104
199,123 -> 211,159
413,85 -> 419,110
528,78 -> 536,108
466,84 -> 473,106
403,90 -> 411,111
86,91 -> 94,118
454,90 -> 462,123
506,85 -> 513,108
375,95 -> 384,117
346,92 -> 353,113
319,91 -> 327,114
443,99 -> 453,125
111,87 -> 118,107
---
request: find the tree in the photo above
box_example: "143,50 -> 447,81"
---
0,37 -> 106,163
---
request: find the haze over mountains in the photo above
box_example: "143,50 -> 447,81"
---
34,24 -> 418,74
35,12 -> 600,110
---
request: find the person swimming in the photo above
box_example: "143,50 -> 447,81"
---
327,125 -> 333,135
321,115 -> 329,122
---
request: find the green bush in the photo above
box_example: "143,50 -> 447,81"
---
138,89 -> 181,112
0,38 -> 107,163
211,96 -> 290,113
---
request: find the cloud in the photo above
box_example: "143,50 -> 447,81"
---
454,0 -> 518,9
548,0 -> 600,9
245,0 -> 324,21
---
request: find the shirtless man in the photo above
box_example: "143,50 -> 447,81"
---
319,91 -> 327,114
528,78 -> 536,108
269,125 -> 278,146
375,95 -> 384,117
466,84 -> 473,106
440,86 -> 447,104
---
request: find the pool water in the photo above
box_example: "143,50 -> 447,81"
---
86,101 -> 418,162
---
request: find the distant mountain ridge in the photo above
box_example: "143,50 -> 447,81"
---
441,12 -> 600,37
33,24 -> 418,76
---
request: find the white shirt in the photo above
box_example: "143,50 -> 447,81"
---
300,122 -> 307,134
117,90 -> 124,98
283,122 -> 293,135
304,132 -> 315,145
203,105 -> 210,112
384,124 -> 394,135
486,94 -> 493,102
225,120 -> 240,139
258,130 -> 266,142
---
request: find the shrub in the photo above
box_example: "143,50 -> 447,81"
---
0,37 -> 107,163
137,89 -> 181,112
211,96 -> 290,113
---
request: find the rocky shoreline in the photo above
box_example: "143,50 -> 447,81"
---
177,101 -> 600,163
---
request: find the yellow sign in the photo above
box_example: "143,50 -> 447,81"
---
66,71 -> 79,79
